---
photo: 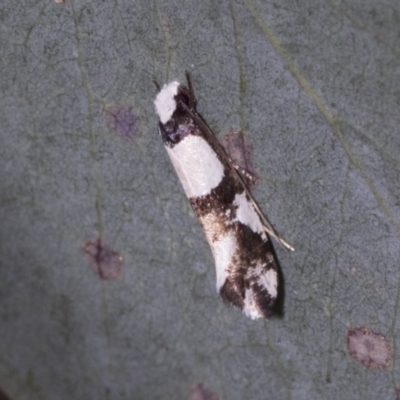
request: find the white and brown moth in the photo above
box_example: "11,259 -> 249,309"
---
154,73 -> 293,320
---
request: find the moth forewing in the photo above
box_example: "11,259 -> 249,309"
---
184,102 -> 294,252
154,74 -> 293,319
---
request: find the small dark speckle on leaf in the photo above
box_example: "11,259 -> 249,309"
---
104,105 -> 141,141
82,237 -> 122,280
0,386 -> 13,400
193,261 -> 207,275
221,131 -> 258,187
190,383 -> 219,400
346,327 -> 391,369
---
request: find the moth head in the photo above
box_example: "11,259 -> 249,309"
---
154,81 -> 192,125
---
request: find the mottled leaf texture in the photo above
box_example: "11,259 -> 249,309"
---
0,1 -> 399,400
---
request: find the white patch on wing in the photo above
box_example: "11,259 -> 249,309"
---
243,265 -> 277,319
199,213 -> 237,291
166,135 -> 225,198
246,263 -> 278,299
243,289 -> 262,320
245,263 -> 263,279
233,192 -> 264,235
212,233 -> 237,291
258,269 -> 278,298
154,81 -> 180,124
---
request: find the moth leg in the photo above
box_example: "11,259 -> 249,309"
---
228,158 -> 258,185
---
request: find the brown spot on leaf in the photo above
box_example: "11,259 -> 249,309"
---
82,237 -> 122,280
346,327 -> 391,369
190,383 -> 219,400
0,386 -> 13,400
104,105 -> 141,140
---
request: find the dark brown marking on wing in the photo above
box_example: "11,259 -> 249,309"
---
251,283 -> 275,319
220,223 -> 278,317
190,167 -> 243,217
220,279 -> 245,309
189,166 -> 278,318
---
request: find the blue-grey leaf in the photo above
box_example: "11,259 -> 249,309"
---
0,0 -> 399,399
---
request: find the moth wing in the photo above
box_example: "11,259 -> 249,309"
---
185,107 -> 294,251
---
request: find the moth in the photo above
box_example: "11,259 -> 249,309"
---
154,73 -> 293,319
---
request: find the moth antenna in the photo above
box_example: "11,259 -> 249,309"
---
261,224 -> 295,251
236,173 -> 295,251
